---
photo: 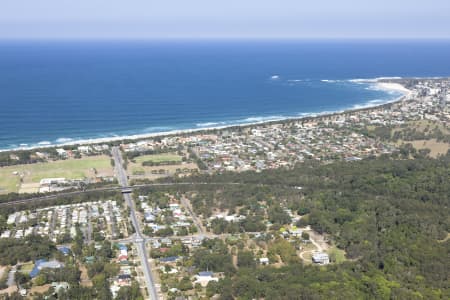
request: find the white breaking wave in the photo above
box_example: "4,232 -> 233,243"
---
197,116 -> 285,128
196,122 -> 227,128
350,98 -> 397,110
241,116 -> 285,123
348,77 -> 403,84
348,78 -> 374,83
56,137 -> 74,143
142,126 -> 173,132
368,99 -> 386,104
365,85 -> 401,95
375,76 -> 403,81
2,76 -> 409,152
321,79 -> 341,83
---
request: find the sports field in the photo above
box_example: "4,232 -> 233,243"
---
132,153 -> 182,164
129,153 -> 197,179
0,155 -> 113,194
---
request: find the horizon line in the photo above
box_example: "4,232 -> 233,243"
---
1,36 -> 450,42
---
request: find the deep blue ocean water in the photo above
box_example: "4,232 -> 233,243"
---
1,40 -> 450,150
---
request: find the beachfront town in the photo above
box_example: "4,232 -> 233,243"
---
0,78 -> 449,299
3,78 -> 449,178
119,78 -> 450,174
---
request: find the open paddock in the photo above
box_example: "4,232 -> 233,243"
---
132,153 -> 183,165
408,139 -> 449,158
0,155 -> 113,194
130,162 -> 199,180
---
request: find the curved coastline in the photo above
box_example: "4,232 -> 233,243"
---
1,78 -> 411,153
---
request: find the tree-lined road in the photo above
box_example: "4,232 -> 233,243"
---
112,147 -> 159,300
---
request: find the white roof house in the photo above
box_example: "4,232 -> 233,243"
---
312,252 -> 330,265
194,271 -> 219,287
259,257 -> 269,265
7,213 -> 17,225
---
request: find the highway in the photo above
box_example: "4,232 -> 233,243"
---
112,147 -> 159,300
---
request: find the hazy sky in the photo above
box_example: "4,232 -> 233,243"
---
1,0 -> 450,39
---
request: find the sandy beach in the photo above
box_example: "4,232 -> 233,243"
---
1,79 -> 412,153
376,82 -> 411,95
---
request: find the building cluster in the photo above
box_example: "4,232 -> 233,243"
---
57,144 -> 110,157
339,79 -> 450,128
8,80 -> 450,178
195,126 -> 396,171
37,177 -> 90,193
2,79 -> 449,298
137,195 -> 195,236
110,243 -> 134,297
208,213 -> 247,223
116,79 -> 450,174
8,144 -> 111,164
1,200 -> 124,242
121,138 -> 181,153
120,125 -> 394,173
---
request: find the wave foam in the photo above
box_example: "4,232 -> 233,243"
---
350,98 -> 397,110
142,126 -> 173,133
321,79 -> 341,83
348,77 -> 403,84
1,76 -> 409,152
348,78 -> 374,83
196,122 -> 226,128
241,116 -> 284,123
56,137 -> 74,143
197,116 -> 286,128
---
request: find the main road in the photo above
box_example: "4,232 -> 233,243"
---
112,147 -> 159,300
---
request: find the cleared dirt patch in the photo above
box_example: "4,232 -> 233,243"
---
407,139 -> 449,158
30,284 -> 51,294
79,264 -> 93,287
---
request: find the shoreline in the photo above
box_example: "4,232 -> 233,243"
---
1,79 -> 412,153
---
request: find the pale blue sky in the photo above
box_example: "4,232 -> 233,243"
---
1,0 -> 450,39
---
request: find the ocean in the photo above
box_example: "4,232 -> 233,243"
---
1,39 -> 450,150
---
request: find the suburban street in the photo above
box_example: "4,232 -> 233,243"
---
108,201 -> 117,238
180,196 -> 205,235
112,147 -> 159,300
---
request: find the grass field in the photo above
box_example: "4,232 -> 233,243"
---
0,155 -> 113,194
409,120 -> 450,134
132,153 -> 182,164
328,246 -> 347,263
368,120 -> 450,158
129,153 -> 189,179
130,163 -> 198,179
20,262 -> 34,275
406,139 -> 449,158
0,173 -> 18,194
